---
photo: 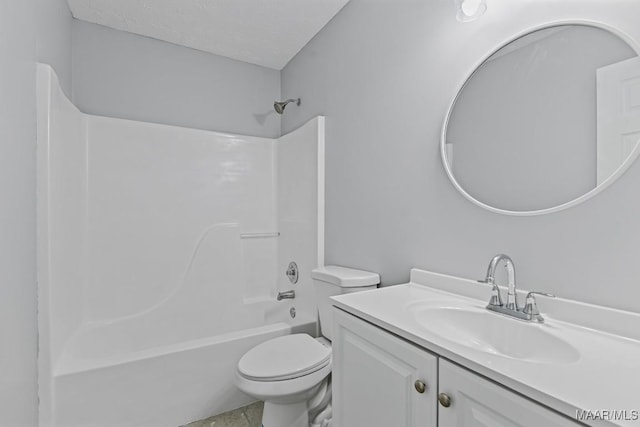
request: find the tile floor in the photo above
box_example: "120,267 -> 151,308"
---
183,402 -> 263,427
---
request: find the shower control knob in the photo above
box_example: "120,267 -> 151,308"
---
414,380 -> 427,394
438,393 -> 452,408
286,261 -> 299,284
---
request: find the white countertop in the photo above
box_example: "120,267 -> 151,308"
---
331,269 -> 640,427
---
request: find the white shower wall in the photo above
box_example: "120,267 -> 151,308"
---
40,63 -> 281,364
37,64 -> 325,426
277,120 -> 325,326
85,116 -> 277,322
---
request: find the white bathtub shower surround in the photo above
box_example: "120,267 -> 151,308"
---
278,119 -> 326,326
37,64 -> 325,427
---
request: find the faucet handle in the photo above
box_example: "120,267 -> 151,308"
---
523,291 -> 555,317
478,278 -> 503,307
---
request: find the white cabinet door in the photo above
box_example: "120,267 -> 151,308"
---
332,308 -> 438,427
438,360 -> 581,427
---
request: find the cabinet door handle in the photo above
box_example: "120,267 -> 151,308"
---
414,380 -> 427,394
438,393 -> 452,407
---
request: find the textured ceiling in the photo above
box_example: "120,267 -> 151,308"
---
67,0 -> 350,70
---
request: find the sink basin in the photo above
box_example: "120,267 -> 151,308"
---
410,304 -> 580,364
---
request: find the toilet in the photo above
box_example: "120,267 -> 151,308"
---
235,265 -> 380,427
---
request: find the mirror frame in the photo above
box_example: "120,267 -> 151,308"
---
441,20 -> 640,216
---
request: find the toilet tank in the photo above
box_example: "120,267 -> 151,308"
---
311,266 -> 380,341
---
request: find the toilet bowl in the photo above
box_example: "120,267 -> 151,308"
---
235,266 -> 380,427
236,334 -> 332,427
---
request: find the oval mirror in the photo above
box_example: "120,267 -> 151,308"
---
443,25 -> 640,214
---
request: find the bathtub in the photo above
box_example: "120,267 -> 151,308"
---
37,64 -> 324,427
52,305 -> 316,427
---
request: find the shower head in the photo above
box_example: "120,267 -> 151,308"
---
274,98 -> 300,114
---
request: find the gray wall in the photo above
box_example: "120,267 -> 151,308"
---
0,0 -> 72,425
281,0 -> 640,313
72,20 -> 282,138
36,0 -> 73,96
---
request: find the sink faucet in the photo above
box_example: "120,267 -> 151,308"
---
480,254 -> 555,323
484,254 -> 518,310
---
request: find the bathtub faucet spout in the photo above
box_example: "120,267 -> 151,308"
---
277,290 -> 295,301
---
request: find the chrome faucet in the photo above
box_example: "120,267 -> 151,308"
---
480,254 -> 555,322
484,254 -> 518,310
277,290 -> 295,301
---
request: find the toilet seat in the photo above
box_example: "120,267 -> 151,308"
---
238,334 -> 331,382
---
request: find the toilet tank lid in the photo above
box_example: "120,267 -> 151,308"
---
311,265 -> 380,287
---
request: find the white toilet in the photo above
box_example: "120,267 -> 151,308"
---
235,265 -> 380,427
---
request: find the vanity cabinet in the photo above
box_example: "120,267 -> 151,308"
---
438,359 -> 581,427
332,308 -> 438,427
333,308 -> 582,427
